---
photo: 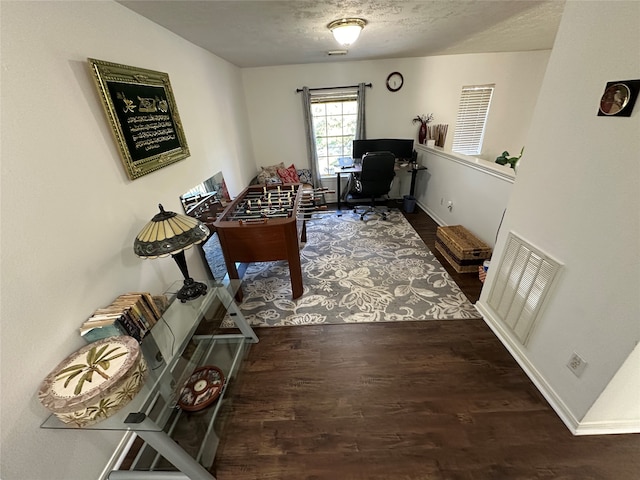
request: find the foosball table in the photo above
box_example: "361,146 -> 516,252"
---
213,183 -> 307,300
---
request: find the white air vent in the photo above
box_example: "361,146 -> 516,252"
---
487,232 -> 562,346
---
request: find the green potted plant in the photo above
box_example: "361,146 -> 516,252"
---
495,146 -> 524,169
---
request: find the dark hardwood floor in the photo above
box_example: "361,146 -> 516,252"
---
210,205 -> 640,479
397,203 -> 483,303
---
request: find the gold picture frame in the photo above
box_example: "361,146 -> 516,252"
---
88,58 -> 190,180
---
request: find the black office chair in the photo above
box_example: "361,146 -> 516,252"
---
346,151 -> 396,220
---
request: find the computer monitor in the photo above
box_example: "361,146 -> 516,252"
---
352,138 -> 414,161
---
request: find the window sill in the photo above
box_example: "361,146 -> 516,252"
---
417,145 -> 516,183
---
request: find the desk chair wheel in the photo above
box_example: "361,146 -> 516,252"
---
353,205 -> 389,221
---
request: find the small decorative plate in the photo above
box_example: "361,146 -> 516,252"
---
38,335 -> 147,427
177,366 -> 225,412
599,82 -> 631,115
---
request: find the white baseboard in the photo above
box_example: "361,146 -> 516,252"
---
421,203 -> 446,226
477,302 -> 640,435
475,301 -> 582,435
574,419 -> 640,436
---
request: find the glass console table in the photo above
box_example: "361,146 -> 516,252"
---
41,279 -> 258,480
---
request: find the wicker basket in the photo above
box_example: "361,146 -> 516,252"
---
435,225 -> 492,273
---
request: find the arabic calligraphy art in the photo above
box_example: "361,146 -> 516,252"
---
89,58 -> 190,180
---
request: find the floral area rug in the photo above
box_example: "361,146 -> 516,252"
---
223,209 -> 480,327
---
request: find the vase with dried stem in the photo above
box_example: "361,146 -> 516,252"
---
412,113 -> 434,144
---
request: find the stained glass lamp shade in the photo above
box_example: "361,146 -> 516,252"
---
134,204 -> 210,302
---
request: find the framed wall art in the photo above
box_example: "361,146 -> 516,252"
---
597,79 -> 640,117
88,58 -> 190,180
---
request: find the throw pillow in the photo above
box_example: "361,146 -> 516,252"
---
256,162 -> 285,184
277,164 -> 300,184
297,169 -> 313,186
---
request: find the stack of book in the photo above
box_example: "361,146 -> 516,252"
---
80,292 -> 167,343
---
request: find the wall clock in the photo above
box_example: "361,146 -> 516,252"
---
386,72 -> 404,92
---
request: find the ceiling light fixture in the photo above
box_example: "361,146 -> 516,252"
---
327,18 -> 367,47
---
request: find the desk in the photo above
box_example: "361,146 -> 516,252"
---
335,162 -> 427,215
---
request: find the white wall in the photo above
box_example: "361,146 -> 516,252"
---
0,2 -> 256,479
477,0 -> 640,433
581,342 -> 640,434
242,51 -> 551,173
415,146 -> 515,247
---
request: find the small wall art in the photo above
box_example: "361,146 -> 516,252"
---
597,79 -> 640,117
88,58 -> 190,180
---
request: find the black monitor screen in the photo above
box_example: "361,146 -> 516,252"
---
352,138 -> 414,160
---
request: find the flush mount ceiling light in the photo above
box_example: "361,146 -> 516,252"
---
327,18 -> 367,47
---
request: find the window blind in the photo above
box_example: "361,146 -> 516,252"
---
452,85 -> 494,156
310,89 -> 358,104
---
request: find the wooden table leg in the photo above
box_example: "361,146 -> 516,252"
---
224,258 -> 244,302
301,219 -> 307,244
289,257 -> 303,299
336,172 -> 343,216
286,222 -> 304,299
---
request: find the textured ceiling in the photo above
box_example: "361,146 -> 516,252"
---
118,0 -> 565,68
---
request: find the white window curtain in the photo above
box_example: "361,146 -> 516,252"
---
452,84 -> 494,156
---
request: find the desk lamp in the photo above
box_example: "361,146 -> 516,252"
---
134,204 -> 210,302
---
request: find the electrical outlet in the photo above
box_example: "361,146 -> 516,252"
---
567,352 -> 587,377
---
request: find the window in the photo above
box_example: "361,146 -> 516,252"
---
452,84 -> 494,156
311,90 -> 358,175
